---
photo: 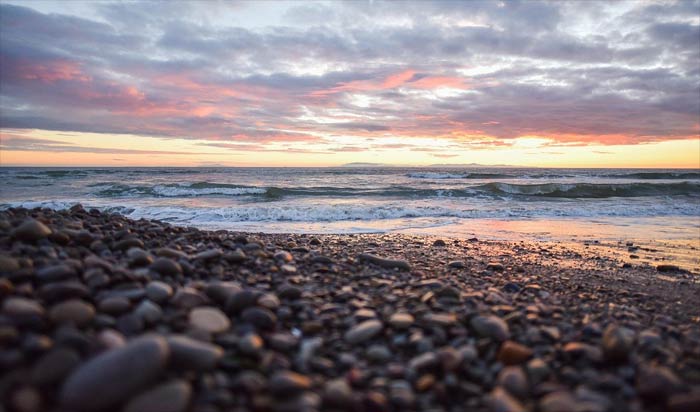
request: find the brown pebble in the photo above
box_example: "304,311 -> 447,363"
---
498,341 -> 533,365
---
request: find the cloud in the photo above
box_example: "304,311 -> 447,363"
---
0,135 -> 207,155
0,0 -> 698,152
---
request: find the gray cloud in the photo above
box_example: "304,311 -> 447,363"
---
0,136 -> 207,155
0,0 -> 698,148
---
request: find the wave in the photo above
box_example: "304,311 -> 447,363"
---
406,172 -> 511,179
604,172 -> 700,180
88,181 -> 700,199
3,198 -> 699,224
91,183 -> 266,197
476,182 -> 700,198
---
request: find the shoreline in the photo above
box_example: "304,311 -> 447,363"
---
1,206 -> 699,411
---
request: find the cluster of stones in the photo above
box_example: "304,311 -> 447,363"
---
0,206 -> 699,412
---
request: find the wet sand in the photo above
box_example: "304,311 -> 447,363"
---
1,206 -> 699,412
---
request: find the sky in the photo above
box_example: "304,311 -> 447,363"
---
0,0 -> 699,167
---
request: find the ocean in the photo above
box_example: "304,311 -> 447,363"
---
1,167 -> 699,249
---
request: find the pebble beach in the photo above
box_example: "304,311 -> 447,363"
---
1,205 -> 699,412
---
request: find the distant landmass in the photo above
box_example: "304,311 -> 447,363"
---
339,162 -> 395,167
339,162 -> 519,168
427,163 -> 518,167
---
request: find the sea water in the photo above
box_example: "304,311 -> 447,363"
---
1,167 -> 699,269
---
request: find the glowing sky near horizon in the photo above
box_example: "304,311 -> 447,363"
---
0,0 -> 699,167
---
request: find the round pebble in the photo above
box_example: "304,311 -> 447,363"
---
189,306 -> 230,333
60,336 -> 170,411
13,219 -> 52,242
345,320 -> 383,344
49,300 -> 95,327
123,380 -> 192,412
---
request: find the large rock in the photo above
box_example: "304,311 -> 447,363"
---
60,336 -> 169,411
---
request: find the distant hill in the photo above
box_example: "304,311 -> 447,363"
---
339,162 -> 519,168
427,163 -> 518,167
339,162 -> 395,167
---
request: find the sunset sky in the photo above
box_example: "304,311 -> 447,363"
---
0,0 -> 698,167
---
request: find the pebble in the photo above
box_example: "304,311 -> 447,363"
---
423,312 -> 457,327
1,207 -> 698,412
113,237 -> 145,251
49,299 -> 95,327
389,312 -> 414,329
60,336 -> 170,411
366,344 -> 392,363
345,319 -> 383,344
601,324 -> 634,362
13,219 -> 52,242
226,289 -> 260,313
323,378 -> 353,406
38,281 -> 89,303
357,253 -> 411,271
539,391 -> 576,412
134,300 -> 163,324
123,380 -> 192,412
171,287 -> 206,309
409,351 -> 438,372
269,371 -> 312,396
224,249 -> 246,263
166,335 -> 224,371
274,250 -> 293,262
145,281 -> 173,303
488,386 -> 525,412
36,264 -> 76,282
471,315 -> 510,341
389,380 -> 415,407
205,281 -> 242,303
127,248 -> 153,266
497,366 -> 528,398
668,392 -> 700,412
257,293 -> 280,310
433,239 -> 446,247
150,257 -> 182,276
563,342 -> 602,362
10,385 -> 42,412
497,341 -> 533,365
311,255 -> 333,264
189,307 -> 230,333
657,264 -> 681,272
447,260 -> 465,268
0,255 -> 20,273
241,307 -> 277,330
526,358 -> 549,383
487,262 -> 505,271
193,248 -> 222,261
268,332 -> 299,352
98,296 -> 132,315
2,297 -> 45,322
277,284 -> 302,300
238,333 -> 264,355
636,365 -> 682,400
31,348 -> 81,385
97,329 -> 126,350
